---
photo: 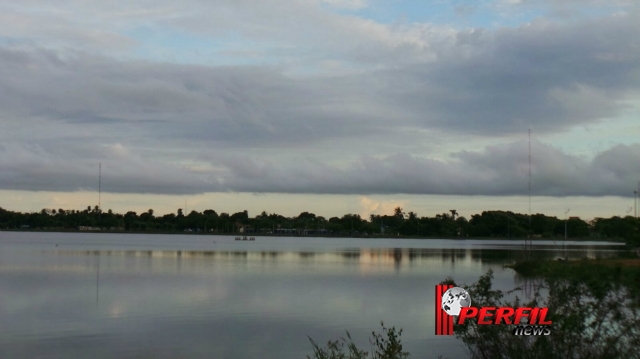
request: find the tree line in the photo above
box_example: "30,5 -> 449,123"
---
1,205 -> 637,243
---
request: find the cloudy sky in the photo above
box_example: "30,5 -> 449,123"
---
1,0 -> 639,219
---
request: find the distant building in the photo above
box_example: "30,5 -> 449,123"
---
238,224 -> 254,233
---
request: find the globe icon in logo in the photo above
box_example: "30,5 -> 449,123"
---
441,287 -> 472,316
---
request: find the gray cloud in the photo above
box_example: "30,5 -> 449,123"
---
1,1 -> 640,199
1,140 -> 638,197
383,12 -> 640,135
1,11 -> 639,144
215,142 -> 640,197
0,48 -> 394,148
0,141 -> 212,195
3,7 -> 640,149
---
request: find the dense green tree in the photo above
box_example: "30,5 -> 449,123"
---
449,265 -> 640,359
0,205 -> 637,241
230,210 -> 249,223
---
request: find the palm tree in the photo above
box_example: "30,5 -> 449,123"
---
450,209 -> 458,219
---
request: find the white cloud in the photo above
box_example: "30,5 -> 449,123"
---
359,197 -> 407,218
110,143 -> 130,158
321,0 -> 368,10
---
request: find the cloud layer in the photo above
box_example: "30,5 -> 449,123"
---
1,0 -> 639,200
2,10 -> 640,141
1,139 -> 638,197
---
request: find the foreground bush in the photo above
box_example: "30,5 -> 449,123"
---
308,261 -> 640,359
307,322 -> 410,359
448,267 -> 640,359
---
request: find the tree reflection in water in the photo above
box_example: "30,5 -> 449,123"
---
446,264 -> 640,359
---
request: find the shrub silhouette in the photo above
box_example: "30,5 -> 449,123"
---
307,322 -> 410,359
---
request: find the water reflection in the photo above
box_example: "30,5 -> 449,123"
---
19,246 -> 621,281
48,246 -> 623,264
513,275 -> 547,300
0,233 -> 627,359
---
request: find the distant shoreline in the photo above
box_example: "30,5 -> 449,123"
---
0,228 -> 626,243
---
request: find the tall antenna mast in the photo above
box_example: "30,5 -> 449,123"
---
527,129 -> 531,250
98,163 -> 101,219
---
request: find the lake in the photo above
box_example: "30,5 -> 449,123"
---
0,232 -> 626,359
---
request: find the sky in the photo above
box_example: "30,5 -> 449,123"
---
0,0 -> 639,220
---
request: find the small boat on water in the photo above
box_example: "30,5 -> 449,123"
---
234,236 -> 256,241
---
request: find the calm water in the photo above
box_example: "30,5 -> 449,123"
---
0,232 -> 625,359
